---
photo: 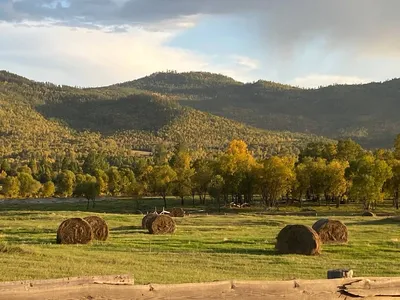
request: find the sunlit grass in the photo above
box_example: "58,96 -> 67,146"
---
0,199 -> 399,284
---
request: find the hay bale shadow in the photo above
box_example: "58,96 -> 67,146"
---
357,217 -> 400,226
110,226 -> 143,232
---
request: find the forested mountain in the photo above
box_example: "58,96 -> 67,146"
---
0,71 -> 328,161
116,71 -> 400,148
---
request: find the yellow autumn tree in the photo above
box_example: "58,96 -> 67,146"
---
218,140 -> 258,203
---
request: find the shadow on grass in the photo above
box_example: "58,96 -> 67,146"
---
3,229 -> 57,244
348,218 -> 400,226
110,226 -> 149,235
208,247 -> 276,256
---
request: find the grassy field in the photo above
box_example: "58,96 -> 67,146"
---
0,198 -> 400,284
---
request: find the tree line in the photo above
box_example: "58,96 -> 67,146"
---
2,137 -> 400,211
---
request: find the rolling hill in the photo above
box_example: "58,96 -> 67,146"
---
0,71 -> 329,161
116,71 -> 400,148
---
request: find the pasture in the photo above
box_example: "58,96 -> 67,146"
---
0,198 -> 400,284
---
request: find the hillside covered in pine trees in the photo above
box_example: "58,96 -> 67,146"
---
116,71 -> 400,148
0,71 -> 328,161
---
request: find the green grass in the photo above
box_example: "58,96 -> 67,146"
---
0,199 -> 400,284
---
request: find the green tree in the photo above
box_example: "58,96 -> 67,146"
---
349,155 -> 392,210
17,172 -> 41,198
292,162 -> 310,207
3,176 -> 20,198
219,140 -> 257,204
256,156 -> 295,207
82,151 -> 109,174
148,165 -> 177,208
17,165 -> 32,174
37,158 -> 53,183
336,139 -> 364,162
171,148 -> 194,206
153,143 -> 169,165
56,170 -> 76,197
74,176 -> 100,209
385,159 -> 400,209
120,168 -> 136,195
94,169 -> 109,195
0,159 -> 11,173
307,158 -> 328,205
299,142 -> 337,161
107,167 -> 122,196
192,159 -> 214,205
323,160 -> 349,208
0,170 -> 7,183
41,181 -> 55,198
208,175 -> 225,212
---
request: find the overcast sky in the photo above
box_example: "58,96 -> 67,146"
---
1,0 -> 400,87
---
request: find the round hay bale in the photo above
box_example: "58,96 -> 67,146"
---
142,213 -> 157,229
170,207 -> 185,217
275,225 -> 321,255
147,215 -> 176,234
56,218 -> 93,245
83,216 -> 109,241
312,219 -> 348,244
362,211 -> 376,217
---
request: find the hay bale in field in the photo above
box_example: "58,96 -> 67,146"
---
147,215 -> 176,234
312,219 -> 348,244
362,211 -> 376,217
83,216 -> 109,241
56,218 -> 93,244
275,225 -> 321,255
170,207 -> 185,217
141,213 -> 157,229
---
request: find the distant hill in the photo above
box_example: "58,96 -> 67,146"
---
117,71 -> 400,148
0,71 -> 329,160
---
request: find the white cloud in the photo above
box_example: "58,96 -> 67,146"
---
289,74 -> 372,88
0,22 -> 259,86
230,55 -> 260,70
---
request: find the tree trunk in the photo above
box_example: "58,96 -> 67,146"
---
163,195 -> 167,208
181,196 -> 184,206
336,197 -> 340,208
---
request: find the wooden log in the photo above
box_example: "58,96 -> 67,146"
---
0,274 -> 132,293
344,278 -> 400,297
2,277 -> 400,300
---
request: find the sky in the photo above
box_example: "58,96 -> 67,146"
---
1,0 -> 400,88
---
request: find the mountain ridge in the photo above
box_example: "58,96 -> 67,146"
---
3,69 -> 400,149
0,70 -> 330,161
